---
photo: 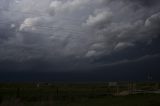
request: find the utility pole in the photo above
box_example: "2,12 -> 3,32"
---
147,72 -> 153,81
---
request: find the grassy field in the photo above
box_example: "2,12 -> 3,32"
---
0,82 -> 159,106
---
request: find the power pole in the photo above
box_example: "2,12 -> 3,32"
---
147,72 -> 153,81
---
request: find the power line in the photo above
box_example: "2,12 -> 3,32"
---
15,30 -> 85,40
0,19 -> 80,30
0,9 -> 84,22
0,20 -> 85,34
0,21 -> 86,40
0,14 -> 83,32
0,12 -> 86,36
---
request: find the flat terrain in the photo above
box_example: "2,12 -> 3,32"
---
0,82 -> 159,106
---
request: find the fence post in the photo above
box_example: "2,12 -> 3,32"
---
16,88 -> 20,98
56,87 -> 59,97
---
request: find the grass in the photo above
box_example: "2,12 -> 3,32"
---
0,82 -> 159,106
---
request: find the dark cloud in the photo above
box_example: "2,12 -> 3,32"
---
129,0 -> 160,7
0,0 -> 160,78
0,54 -> 160,82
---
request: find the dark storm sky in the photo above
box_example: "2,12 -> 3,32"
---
0,0 -> 160,81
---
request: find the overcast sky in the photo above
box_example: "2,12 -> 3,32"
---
0,0 -> 160,81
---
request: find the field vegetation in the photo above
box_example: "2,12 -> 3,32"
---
0,82 -> 159,106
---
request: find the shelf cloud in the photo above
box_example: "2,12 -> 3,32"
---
0,0 -> 160,72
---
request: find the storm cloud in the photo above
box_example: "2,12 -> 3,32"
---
0,0 -> 160,72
